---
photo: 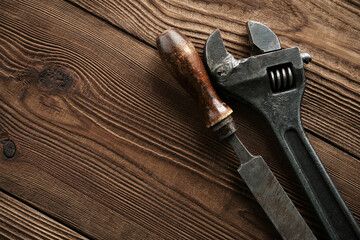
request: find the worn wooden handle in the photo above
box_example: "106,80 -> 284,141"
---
156,29 -> 232,128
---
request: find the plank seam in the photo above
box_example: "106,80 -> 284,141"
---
305,129 -> 360,161
64,0 -> 156,51
63,0 -> 358,160
0,189 -> 92,240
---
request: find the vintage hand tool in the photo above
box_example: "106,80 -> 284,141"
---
204,21 -> 360,240
157,29 -> 316,240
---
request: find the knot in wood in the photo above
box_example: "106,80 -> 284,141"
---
3,140 -> 16,159
37,66 -> 73,93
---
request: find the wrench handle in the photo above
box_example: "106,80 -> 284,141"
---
279,124 -> 360,239
156,29 -> 232,128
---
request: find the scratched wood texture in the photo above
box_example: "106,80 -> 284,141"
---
0,0 -> 358,239
70,0 -> 360,158
0,191 -> 88,240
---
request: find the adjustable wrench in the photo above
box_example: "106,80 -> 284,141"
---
204,21 -> 360,240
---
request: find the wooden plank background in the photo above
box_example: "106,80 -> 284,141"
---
0,191 -> 88,239
0,0 -> 359,239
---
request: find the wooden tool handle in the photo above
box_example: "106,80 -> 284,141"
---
156,29 -> 232,128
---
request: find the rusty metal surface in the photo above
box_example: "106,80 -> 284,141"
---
204,21 -> 360,240
228,134 -> 315,240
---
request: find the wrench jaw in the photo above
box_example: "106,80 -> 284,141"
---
246,21 -> 281,55
204,29 -> 238,84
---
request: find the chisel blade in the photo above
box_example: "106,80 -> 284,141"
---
228,134 -> 316,240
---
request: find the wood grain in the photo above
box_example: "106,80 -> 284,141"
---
69,0 -> 360,158
0,191 -> 88,240
0,0 -> 358,239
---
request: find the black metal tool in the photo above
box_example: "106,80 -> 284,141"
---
157,29 -> 316,240
204,21 -> 360,240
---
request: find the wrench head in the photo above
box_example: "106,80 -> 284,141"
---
204,21 -> 311,131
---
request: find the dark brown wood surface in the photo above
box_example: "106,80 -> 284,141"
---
70,0 -> 360,158
0,191 -> 88,239
0,0 -> 358,239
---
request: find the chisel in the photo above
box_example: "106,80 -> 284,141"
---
156,29 -> 316,240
